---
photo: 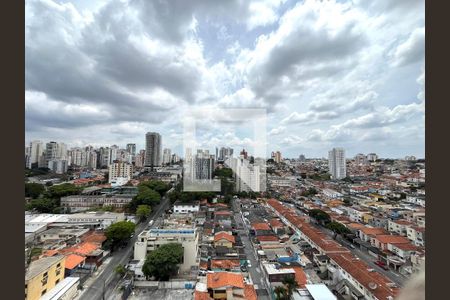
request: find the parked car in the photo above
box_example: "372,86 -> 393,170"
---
349,244 -> 356,249
374,260 -> 389,270
247,260 -> 252,268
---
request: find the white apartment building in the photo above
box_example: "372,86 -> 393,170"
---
162,148 -> 172,165
134,227 -> 199,272
233,157 -> 262,192
108,161 -> 133,183
328,148 -> 346,179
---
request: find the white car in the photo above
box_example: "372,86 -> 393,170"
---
247,260 -> 252,268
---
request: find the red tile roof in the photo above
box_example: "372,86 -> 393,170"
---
194,291 -> 211,300
268,199 -> 399,300
375,235 -> 410,244
256,235 -> 279,242
211,259 -> 240,269
81,232 -> 107,244
269,218 -> 284,228
329,253 -> 399,300
207,272 -> 245,289
214,232 -> 235,243
251,223 -> 271,231
244,284 -> 258,300
65,254 -> 86,270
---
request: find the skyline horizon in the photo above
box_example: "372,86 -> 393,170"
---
24,137 -> 423,160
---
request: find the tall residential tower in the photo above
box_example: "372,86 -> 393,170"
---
328,148 -> 346,179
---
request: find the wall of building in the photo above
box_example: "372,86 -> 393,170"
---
26,257 -> 66,300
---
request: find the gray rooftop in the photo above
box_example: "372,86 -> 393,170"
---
25,255 -> 65,281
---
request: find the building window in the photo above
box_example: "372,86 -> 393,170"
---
41,289 -> 47,296
56,279 -> 60,285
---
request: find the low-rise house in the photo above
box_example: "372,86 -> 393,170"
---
263,263 -> 296,284
269,218 -> 285,235
213,232 -> 235,248
371,235 -> 410,251
406,226 -> 425,246
201,272 -> 257,300
210,259 -> 240,272
173,201 -> 200,214
388,219 -> 413,236
358,227 -> 388,242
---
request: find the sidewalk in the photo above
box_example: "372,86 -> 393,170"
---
73,257 -> 114,300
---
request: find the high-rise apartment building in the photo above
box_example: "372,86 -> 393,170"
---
171,153 -> 180,164
145,132 -> 162,169
194,149 -> 215,180
48,159 -> 68,174
108,161 -> 133,183
27,140 -> 44,169
233,157 -> 262,192
219,147 -> 234,161
366,153 -> 378,162
45,142 -> 58,165
354,153 -> 367,166
162,148 -> 172,165
273,151 -> 282,163
240,149 -> 248,159
299,154 -> 306,162
126,143 -> 137,157
328,148 -> 346,179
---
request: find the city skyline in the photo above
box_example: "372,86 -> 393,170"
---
25,0 -> 424,158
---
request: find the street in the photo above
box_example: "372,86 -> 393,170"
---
77,195 -> 171,300
232,199 -> 272,300
292,206 -> 408,286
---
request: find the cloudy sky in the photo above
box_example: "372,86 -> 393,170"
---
25,0 -> 425,159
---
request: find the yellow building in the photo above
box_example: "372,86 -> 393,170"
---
362,213 -> 374,224
25,255 -> 66,300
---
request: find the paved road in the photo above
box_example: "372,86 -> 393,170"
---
232,199 -> 272,300
78,195 -> 171,300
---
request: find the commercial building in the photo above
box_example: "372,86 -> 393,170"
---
134,226 -> 199,272
25,255 -> 66,300
328,148 -> 346,179
61,195 -> 133,212
173,201 -> 200,214
144,132 -> 162,168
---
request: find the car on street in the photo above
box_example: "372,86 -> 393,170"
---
349,244 -> 356,249
374,260 -> 389,270
247,260 -> 252,268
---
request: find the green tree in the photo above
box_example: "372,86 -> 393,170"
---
25,183 -> 45,199
142,243 -> 183,280
105,221 -> 136,250
326,221 -> 351,239
309,209 -> 331,225
47,183 -> 82,199
25,198 -> 57,213
139,180 -> 170,196
282,277 -> 299,298
136,205 -> 151,221
274,286 -> 287,300
115,264 -> 127,276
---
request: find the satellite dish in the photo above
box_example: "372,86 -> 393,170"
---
369,282 -> 378,290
